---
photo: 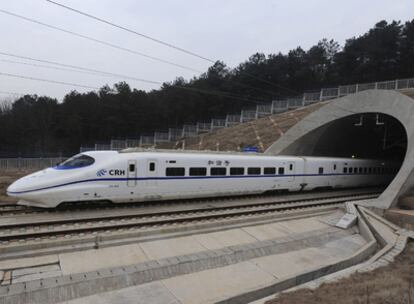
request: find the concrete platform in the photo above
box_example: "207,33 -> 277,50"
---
56,215 -> 335,276
0,210 -> 374,304
60,233 -> 366,304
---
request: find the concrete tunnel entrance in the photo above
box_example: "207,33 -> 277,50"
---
265,90 -> 414,209
297,113 -> 407,162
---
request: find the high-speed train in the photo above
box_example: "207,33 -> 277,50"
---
7,149 -> 399,208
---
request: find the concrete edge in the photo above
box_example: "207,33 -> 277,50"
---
0,227 -> 350,303
247,203 -> 411,304
217,203 -> 378,304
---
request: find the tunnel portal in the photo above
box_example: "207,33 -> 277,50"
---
265,89 -> 414,209
299,113 -> 407,161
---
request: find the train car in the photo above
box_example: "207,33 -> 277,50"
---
6,149 -> 399,208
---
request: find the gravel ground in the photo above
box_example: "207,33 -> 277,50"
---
266,241 -> 414,304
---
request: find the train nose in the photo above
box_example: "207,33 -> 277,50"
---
7,178 -> 26,197
6,173 -> 56,208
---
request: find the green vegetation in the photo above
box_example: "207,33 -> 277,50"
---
0,20 -> 413,156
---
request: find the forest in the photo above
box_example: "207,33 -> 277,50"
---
0,20 -> 413,156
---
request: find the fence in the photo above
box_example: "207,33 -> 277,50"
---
80,76 -> 414,152
0,157 -> 66,171
182,124 -> 198,137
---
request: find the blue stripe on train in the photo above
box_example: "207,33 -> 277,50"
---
7,172 -> 390,195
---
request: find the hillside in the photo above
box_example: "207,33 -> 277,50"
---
158,88 -> 414,153
157,101 -> 325,152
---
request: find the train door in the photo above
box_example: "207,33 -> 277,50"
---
146,160 -> 158,187
127,160 -> 137,187
287,161 -> 295,181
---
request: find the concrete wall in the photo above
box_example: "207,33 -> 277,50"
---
265,90 -> 414,209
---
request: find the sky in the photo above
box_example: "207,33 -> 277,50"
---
0,0 -> 413,101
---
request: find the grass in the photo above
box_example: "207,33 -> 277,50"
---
266,241 -> 414,304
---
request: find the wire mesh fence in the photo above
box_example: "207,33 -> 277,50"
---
0,157 -> 66,171
196,122 -> 212,133
211,118 -> 226,130
182,125 -> 198,137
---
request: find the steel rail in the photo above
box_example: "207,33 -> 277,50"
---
0,193 -> 378,242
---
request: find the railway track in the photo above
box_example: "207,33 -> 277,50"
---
0,187 -> 382,216
0,189 -> 379,247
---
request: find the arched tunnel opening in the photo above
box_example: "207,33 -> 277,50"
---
308,113 -> 407,161
283,112 -> 408,198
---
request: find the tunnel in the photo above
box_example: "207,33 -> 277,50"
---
265,89 -> 414,209
291,113 -> 407,162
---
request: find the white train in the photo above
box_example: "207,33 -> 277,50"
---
7,149 -> 399,208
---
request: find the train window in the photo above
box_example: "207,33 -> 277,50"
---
343,167 -> 347,173
364,168 -> 367,174
359,167 -> 363,173
210,167 -> 226,176
149,162 -> 155,172
278,167 -> 285,175
318,167 -> 323,174
264,167 -> 276,175
189,167 -> 207,176
349,167 -> 353,173
354,167 -> 358,174
166,167 -> 185,176
129,164 -> 135,172
334,164 -> 337,171
369,168 -> 372,174
55,154 -> 95,169
289,164 -> 293,171
248,167 -> 261,175
230,167 -> 245,175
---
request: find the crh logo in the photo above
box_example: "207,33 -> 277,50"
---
96,169 -> 107,177
109,169 -> 125,176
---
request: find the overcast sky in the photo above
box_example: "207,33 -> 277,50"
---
0,0 -> 413,101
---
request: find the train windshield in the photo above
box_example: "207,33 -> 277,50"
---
55,154 -> 95,169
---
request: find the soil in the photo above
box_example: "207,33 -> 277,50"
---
266,240 -> 414,304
